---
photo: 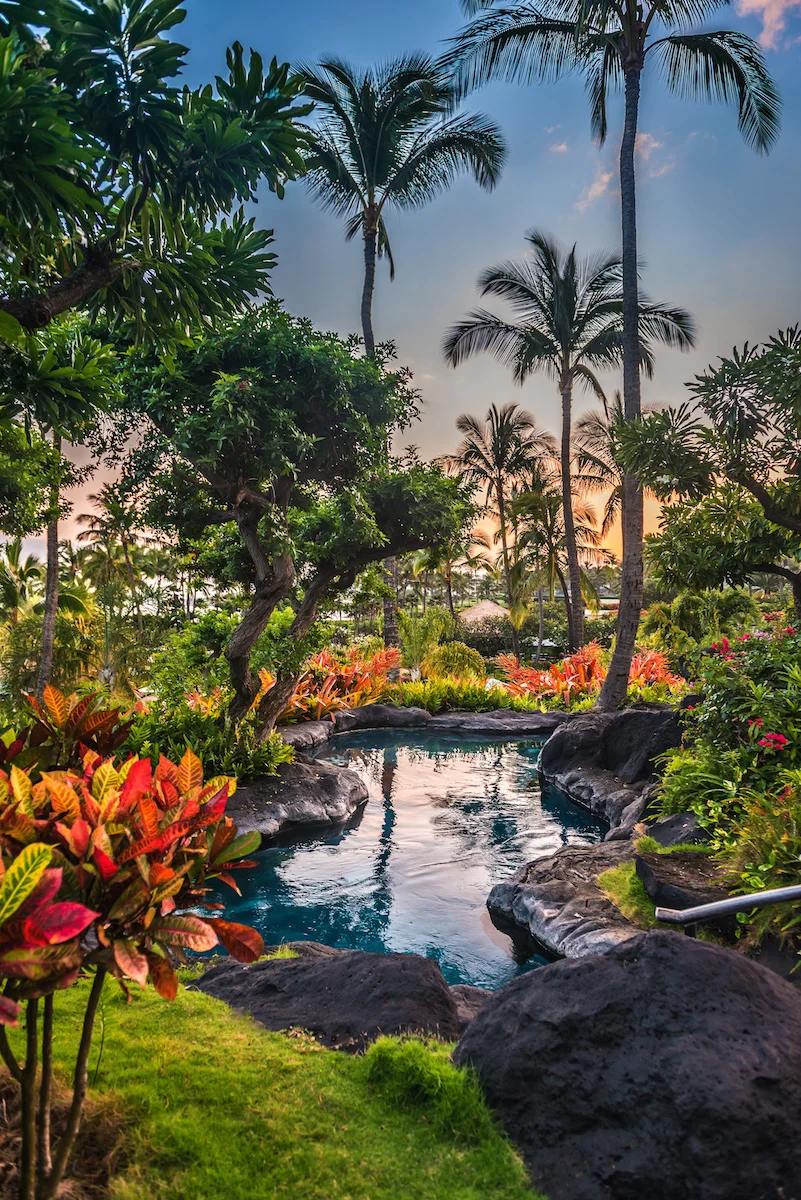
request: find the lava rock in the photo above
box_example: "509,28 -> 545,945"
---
635,849 -> 729,911
449,983 -> 492,1032
427,710 -> 568,737
195,950 -> 460,1050
538,708 -> 682,835
279,720 -> 336,751
646,810 -> 708,847
454,932 -> 801,1200
227,759 -> 368,842
333,704 -> 431,732
488,841 -> 638,959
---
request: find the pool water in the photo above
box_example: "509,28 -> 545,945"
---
212,731 -> 606,989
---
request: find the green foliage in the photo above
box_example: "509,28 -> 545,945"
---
364,1038 -> 498,1141
422,640 -> 486,680
15,979 -> 537,1200
0,422 -> 64,536
391,679 -> 543,714
124,703 -> 294,782
641,587 -> 762,658
398,607 -> 454,673
728,771 -> 801,943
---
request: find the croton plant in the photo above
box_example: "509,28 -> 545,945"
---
0,686 -> 264,1200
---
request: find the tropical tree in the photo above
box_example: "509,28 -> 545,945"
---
444,228 -> 693,648
298,54 -> 506,648
78,483 -> 145,633
446,402 -> 556,655
0,0 -> 310,339
447,0 -> 780,706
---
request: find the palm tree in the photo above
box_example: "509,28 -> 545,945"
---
299,54 -> 507,357
77,484 -> 144,633
447,0 -> 780,705
444,228 -> 693,649
0,541 -> 43,624
299,54 -> 506,649
447,402 -> 556,655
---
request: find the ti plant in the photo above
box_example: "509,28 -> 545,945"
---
0,746 -> 263,1200
24,685 -> 134,769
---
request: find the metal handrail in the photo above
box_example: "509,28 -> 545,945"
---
656,883 -> 801,937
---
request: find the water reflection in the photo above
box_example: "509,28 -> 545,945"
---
212,732 -> 605,988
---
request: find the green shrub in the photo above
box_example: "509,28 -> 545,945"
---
364,1038 -> 498,1142
422,641 -> 486,680
391,679 -> 544,714
124,701 -> 294,781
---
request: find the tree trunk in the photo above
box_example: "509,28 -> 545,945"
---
361,218 -> 377,357
597,62 -> 643,711
382,556 -> 399,649
445,570 -> 455,619
560,377 -> 583,652
536,585 -> 545,665
36,434 -> 61,701
20,1000 -> 38,1200
496,484 -> 520,658
225,552 -> 296,722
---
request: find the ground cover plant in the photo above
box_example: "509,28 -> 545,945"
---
1,978 -> 539,1200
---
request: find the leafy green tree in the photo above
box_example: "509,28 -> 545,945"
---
121,304 -> 471,735
78,482 -> 145,633
645,485 -> 801,614
444,228 -> 693,648
446,402 -> 555,655
299,53 -> 505,649
0,0 -> 310,338
0,539 -> 42,623
447,0 -> 780,707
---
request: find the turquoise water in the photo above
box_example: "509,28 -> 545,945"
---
213,731 -> 605,989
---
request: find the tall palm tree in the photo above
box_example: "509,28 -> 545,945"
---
299,54 -> 507,649
447,0 -> 780,706
444,228 -> 693,649
77,483 -> 144,633
299,54 -> 507,357
447,402 -> 556,655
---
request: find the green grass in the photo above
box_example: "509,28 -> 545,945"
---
597,861 -> 661,929
11,978 -> 539,1200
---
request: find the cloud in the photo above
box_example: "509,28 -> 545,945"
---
544,124 -> 561,133
648,158 -> 676,179
736,0 -> 801,46
635,132 -> 662,161
549,142 -> 569,153
575,165 -> 614,211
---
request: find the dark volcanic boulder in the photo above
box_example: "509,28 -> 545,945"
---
646,809 -> 707,847
635,849 -> 728,910
449,983 -> 492,1032
454,932 -> 801,1200
427,709 -> 568,737
334,704 -> 431,732
538,708 -> 682,836
196,949 -> 460,1050
226,759 -> 368,842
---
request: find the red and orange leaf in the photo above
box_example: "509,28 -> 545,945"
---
145,952 -> 178,1001
39,773 -> 81,822
155,756 -> 179,786
149,914 -> 218,951
120,758 -> 153,805
113,938 -> 149,988
216,872 -> 241,895
0,995 -> 19,1026
35,902 -> 98,945
43,685 -> 68,729
137,795 -> 160,839
177,748 -> 203,795
205,918 -> 263,963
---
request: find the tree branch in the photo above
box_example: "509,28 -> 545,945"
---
727,469 -> 801,535
0,245 -> 122,331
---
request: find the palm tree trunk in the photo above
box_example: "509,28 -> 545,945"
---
560,376 -> 583,652
445,569 -> 455,619
497,484 -> 520,658
536,584 -> 544,666
597,62 -> 643,711
36,433 -> 61,700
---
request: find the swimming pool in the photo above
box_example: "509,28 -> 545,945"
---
212,730 -> 605,988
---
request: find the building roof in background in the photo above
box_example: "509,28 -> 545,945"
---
458,600 -> 509,624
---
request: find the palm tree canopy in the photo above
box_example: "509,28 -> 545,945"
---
298,53 -> 507,273
447,0 -> 780,153
444,228 -> 695,387
447,402 -> 557,510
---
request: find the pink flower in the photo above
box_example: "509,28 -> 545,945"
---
757,732 -> 790,750
748,718 -> 763,727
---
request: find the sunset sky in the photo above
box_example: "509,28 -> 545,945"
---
57,0 -> 801,552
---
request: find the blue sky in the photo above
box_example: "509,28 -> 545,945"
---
173,0 -> 801,471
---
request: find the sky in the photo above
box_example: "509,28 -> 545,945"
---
56,0 -> 801,552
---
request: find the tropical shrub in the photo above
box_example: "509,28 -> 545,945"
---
0,746 -> 263,1198
398,608 -> 454,677
727,771 -> 801,940
124,704 -> 294,781
421,641 -> 486,680
496,644 -> 685,709
268,647 -> 400,721
390,679 -> 544,714
23,686 -> 134,770
640,587 -> 762,660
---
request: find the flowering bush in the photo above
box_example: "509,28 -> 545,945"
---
0,743 -> 263,1198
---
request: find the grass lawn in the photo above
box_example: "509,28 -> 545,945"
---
9,976 -> 540,1200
